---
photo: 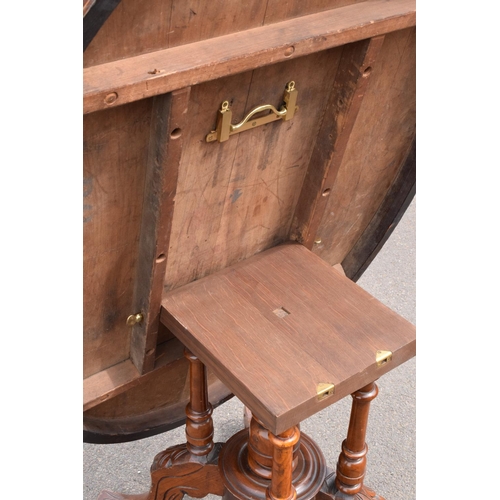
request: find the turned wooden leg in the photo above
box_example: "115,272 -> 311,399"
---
185,349 -> 215,456
321,382 -> 384,500
98,349 -> 224,500
266,427 -> 300,500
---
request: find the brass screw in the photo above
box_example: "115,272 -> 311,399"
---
126,313 -> 143,326
314,238 -> 322,244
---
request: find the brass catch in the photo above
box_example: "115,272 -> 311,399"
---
376,350 -> 393,366
126,313 -> 144,326
206,81 -> 298,143
316,383 -> 335,401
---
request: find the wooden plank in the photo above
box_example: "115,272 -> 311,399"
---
130,88 -> 191,375
312,27 -> 416,266
167,1 -> 267,48
160,243 -> 415,434
84,0 -> 268,66
84,0 -> 366,65
209,49 -> 342,274
83,0 -> 416,114
83,338 -> 184,412
84,359 -> 139,412
264,0 -> 366,24
163,48 -> 342,292
290,36 -> 385,248
83,99 -> 152,378
263,0 -> 366,24
342,137 -> 416,281
162,70 -> 255,292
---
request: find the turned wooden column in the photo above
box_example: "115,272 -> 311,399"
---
248,417 -> 300,480
335,382 -> 379,496
184,348 -> 214,456
266,426 -> 300,500
219,416 -> 325,500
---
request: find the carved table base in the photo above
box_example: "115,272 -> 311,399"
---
97,443 -> 224,500
97,357 -> 387,500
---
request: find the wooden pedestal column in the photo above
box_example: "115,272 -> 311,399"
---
219,417 -> 326,500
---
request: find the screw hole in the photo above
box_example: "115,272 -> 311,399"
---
362,66 -> 372,77
170,128 -> 182,139
322,188 -> 331,197
156,253 -> 166,263
284,46 -> 295,57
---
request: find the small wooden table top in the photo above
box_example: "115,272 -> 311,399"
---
161,243 -> 415,435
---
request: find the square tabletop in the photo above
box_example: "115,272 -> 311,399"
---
161,243 -> 415,435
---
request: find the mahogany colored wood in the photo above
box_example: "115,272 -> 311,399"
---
334,383 -> 380,497
219,420 -> 326,500
98,352 -> 225,500
247,417 -> 301,482
83,0 -> 416,114
161,243 -> 416,435
267,427 -> 300,500
184,349 -> 215,457
318,383 -> 384,500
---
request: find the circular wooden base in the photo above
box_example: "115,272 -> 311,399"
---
219,429 -> 326,500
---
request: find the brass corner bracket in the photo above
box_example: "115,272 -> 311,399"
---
317,383 -> 335,401
376,350 -> 393,366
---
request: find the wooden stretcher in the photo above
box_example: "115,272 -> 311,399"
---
83,0 -> 416,444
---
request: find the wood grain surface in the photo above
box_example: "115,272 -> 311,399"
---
130,88 -> 191,374
83,99 -> 152,378
161,243 -> 415,434
83,0 -> 416,114
84,0 -> 381,66
163,48 -> 342,292
312,27 -> 416,267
